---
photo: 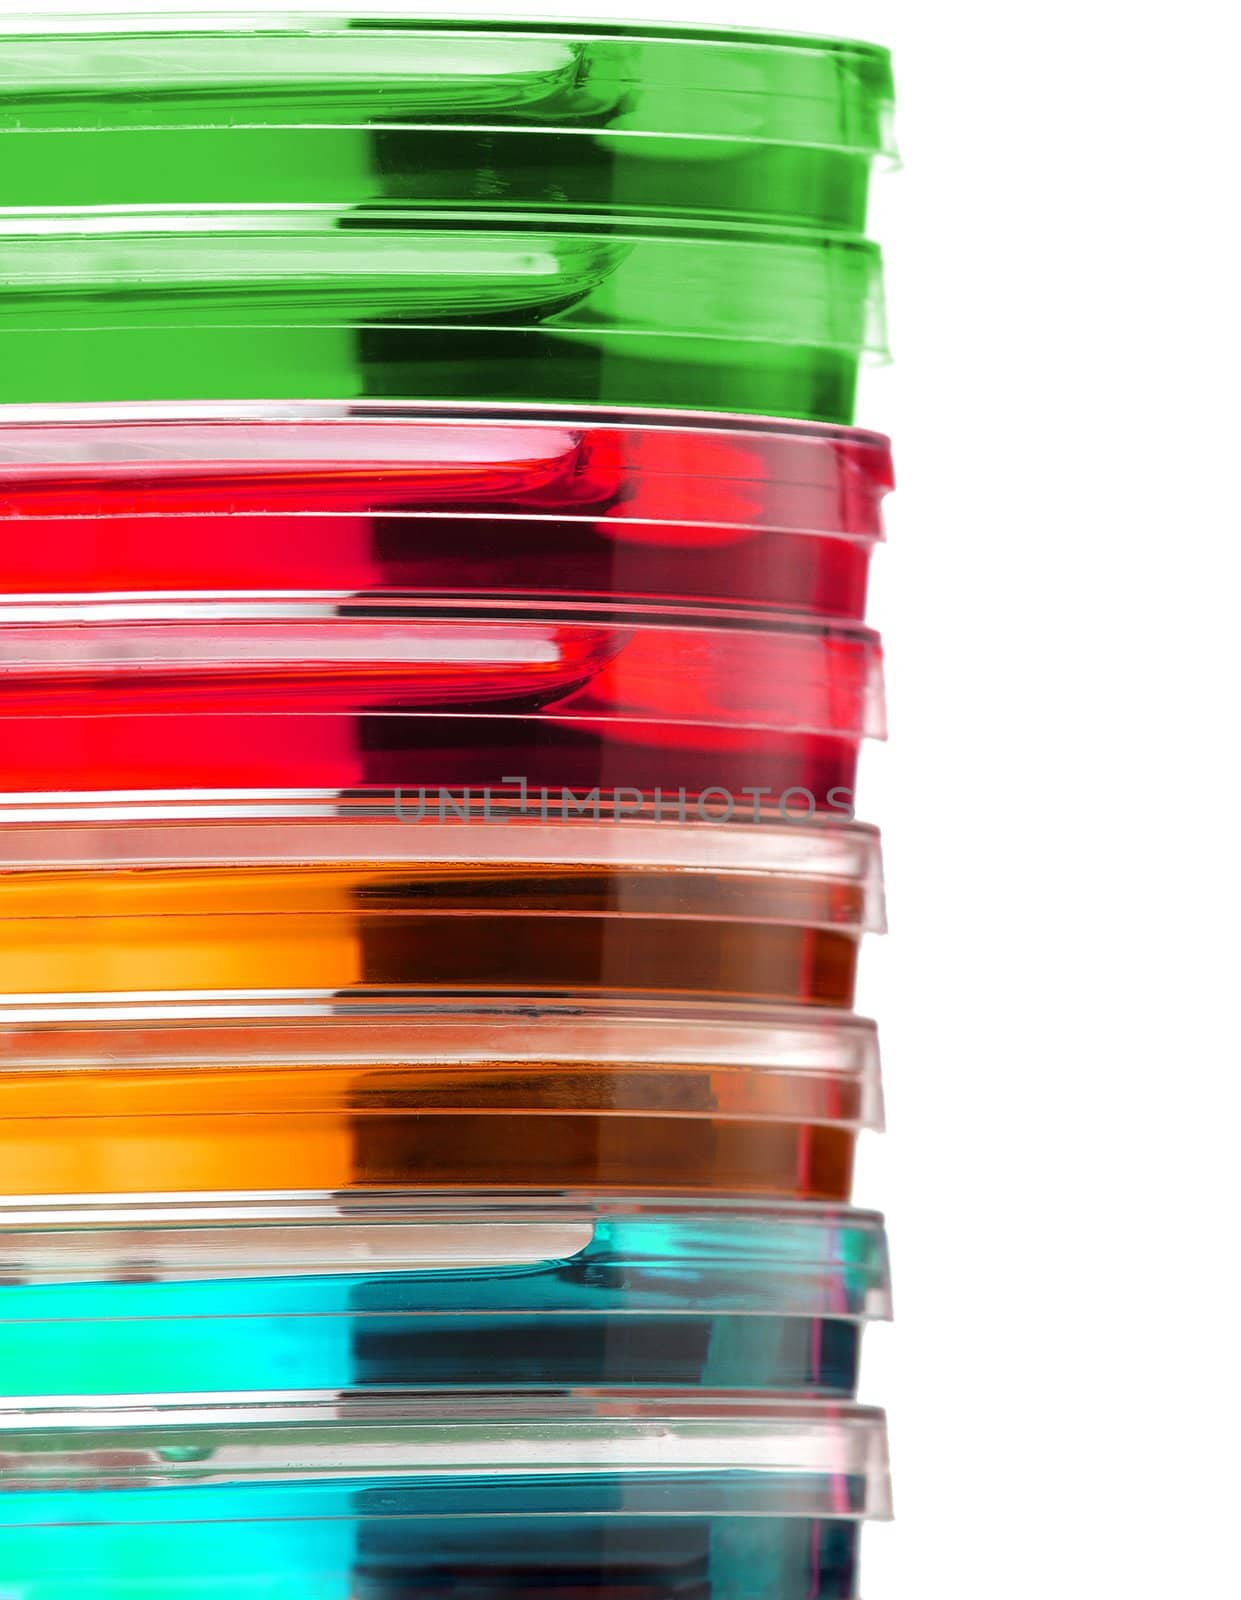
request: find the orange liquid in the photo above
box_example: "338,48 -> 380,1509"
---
0,863 -> 862,1002
0,1106 -> 855,1200
0,1054 -> 865,1197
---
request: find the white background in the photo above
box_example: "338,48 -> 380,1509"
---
5,1 -> 1241,1594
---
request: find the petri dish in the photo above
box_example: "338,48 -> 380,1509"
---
0,1192 -> 891,1397
0,404 -> 894,620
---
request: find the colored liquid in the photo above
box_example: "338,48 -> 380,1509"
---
0,416 -> 892,619
0,1473 -> 868,1599
0,1496 -> 861,1600
0,322 -> 870,424
0,861 -> 864,999
0,1506 -> 353,1600
0,1060 -> 870,1123
354,1508 -> 861,1599
0,1108 -> 857,1200
7,123 -> 880,234
0,1287 -> 861,1397
0,713 -> 864,800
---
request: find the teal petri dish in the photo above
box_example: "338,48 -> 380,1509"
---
0,17 -> 896,233
0,210 -> 886,419
0,1395 -> 891,1600
0,1195 -> 892,1399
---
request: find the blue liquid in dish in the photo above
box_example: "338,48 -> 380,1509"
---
0,1214 -> 874,1396
0,1476 -> 863,1599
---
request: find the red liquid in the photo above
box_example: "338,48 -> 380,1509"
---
0,413 -> 891,618
0,714 -> 863,802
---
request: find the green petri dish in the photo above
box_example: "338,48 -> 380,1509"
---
0,16 -> 895,233
0,210 -> 886,420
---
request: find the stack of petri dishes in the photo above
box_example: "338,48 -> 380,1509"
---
0,16 -> 897,1598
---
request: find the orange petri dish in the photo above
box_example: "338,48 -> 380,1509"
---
0,995 -> 882,1201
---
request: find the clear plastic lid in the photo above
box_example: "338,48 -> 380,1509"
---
0,405 -> 894,620
0,796 -> 882,902
0,992 -> 884,1123
0,1392 -> 892,1519
0,17 -> 895,231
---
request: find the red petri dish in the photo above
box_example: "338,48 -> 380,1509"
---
0,405 -> 892,620
0,599 -> 883,805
